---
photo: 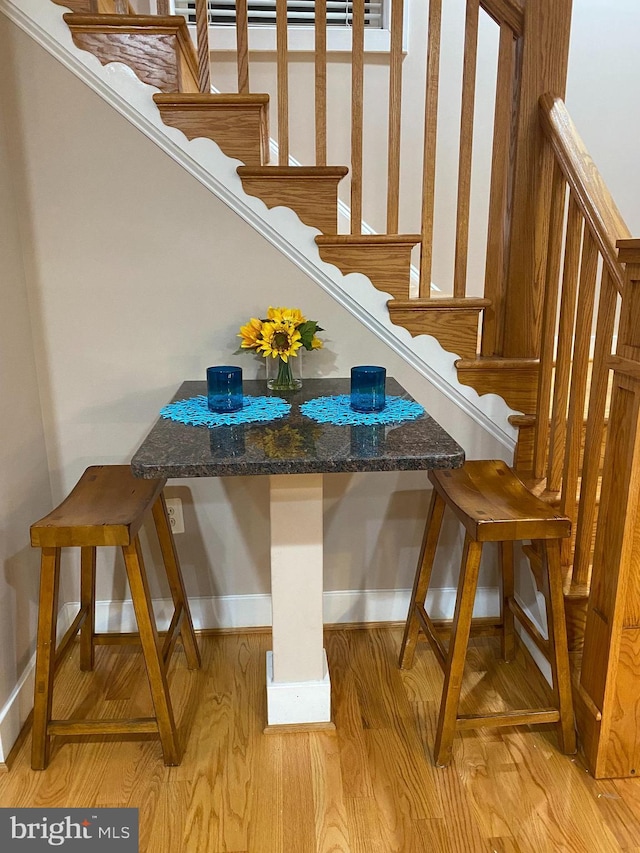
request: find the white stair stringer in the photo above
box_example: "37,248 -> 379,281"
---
2,0 -> 518,451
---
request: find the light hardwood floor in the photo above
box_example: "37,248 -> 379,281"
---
1,626 -> 639,852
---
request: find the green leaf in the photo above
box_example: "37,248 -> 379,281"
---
297,320 -> 317,350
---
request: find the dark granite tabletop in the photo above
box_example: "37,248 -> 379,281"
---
131,378 -> 465,478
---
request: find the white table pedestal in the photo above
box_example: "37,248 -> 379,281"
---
266,473 -> 332,728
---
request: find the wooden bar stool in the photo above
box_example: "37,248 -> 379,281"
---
30,465 -> 201,770
399,460 -> 576,766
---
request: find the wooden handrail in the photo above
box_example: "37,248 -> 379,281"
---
539,94 -> 630,293
480,0 -> 524,36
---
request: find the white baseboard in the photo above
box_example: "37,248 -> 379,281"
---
0,585 -> 499,760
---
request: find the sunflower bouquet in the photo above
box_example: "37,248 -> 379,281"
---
237,306 -> 324,391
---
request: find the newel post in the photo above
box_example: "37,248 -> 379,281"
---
577,240 -> 640,778
500,0 -> 573,358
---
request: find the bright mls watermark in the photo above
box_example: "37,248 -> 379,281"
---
0,809 -> 138,851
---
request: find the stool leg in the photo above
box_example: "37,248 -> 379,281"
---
500,541 -> 515,662
541,539 -> 577,754
122,538 -> 181,766
399,490 -> 446,669
80,546 -> 96,671
434,536 -> 483,767
152,494 -> 201,670
32,547 -> 61,770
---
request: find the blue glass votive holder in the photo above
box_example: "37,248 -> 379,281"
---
207,365 -> 243,413
350,365 -> 386,412
210,425 -> 246,458
350,424 -> 386,457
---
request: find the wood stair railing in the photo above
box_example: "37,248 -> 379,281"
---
57,1 -> 570,389
47,0 -> 640,777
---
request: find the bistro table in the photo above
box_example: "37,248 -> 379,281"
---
131,378 -> 464,729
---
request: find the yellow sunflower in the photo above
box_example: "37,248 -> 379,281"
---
267,306 -> 306,326
261,425 -> 305,458
311,336 -> 323,350
237,317 -> 263,349
257,320 -> 302,362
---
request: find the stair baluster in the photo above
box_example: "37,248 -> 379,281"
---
236,0 -> 250,94
314,0 -> 327,166
386,0 -> 404,234
276,0 -> 289,164
194,0 -> 211,93
350,0 -> 365,234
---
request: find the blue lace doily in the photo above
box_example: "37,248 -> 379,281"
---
160,395 -> 291,427
300,394 -> 425,425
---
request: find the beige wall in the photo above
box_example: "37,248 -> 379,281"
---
566,0 -> 640,235
0,19 -> 53,759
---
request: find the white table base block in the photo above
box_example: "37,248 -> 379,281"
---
266,650 -> 331,725
267,474 -> 330,725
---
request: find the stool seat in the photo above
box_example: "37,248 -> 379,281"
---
430,461 -> 571,542
31,466 -> 165,548
30,465 -> 201,770
400,459 -> 576,766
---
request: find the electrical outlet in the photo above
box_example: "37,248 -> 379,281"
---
165,498 -> 185,534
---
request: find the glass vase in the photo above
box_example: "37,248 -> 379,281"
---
266,353 -> 302,391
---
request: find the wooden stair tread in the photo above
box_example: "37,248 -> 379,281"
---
509,413 -> 609,427
565,581 -> 590,600
237,166 -> 349,179
154,93 -> 270,106
517,472 -> 602,506
315,234 -> 421,247
455,356 -> 540,370
389,297 -> 491,310
30,466 -> 165,548
62,13 -> 184,26
429,460 -> 572,543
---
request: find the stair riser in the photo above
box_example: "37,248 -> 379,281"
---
155,102 -> 269,166
388,308 -> 483,360
64,15 -> 199,94
237,174 -> 344,234
316,243 -> 414,300
456,364 -> 539,414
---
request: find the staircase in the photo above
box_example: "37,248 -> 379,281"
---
56,1 -> 566,433
8,0 -> 640,780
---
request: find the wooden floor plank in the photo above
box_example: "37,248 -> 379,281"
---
0,628 -> 634,853
310,732 -> 352,852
